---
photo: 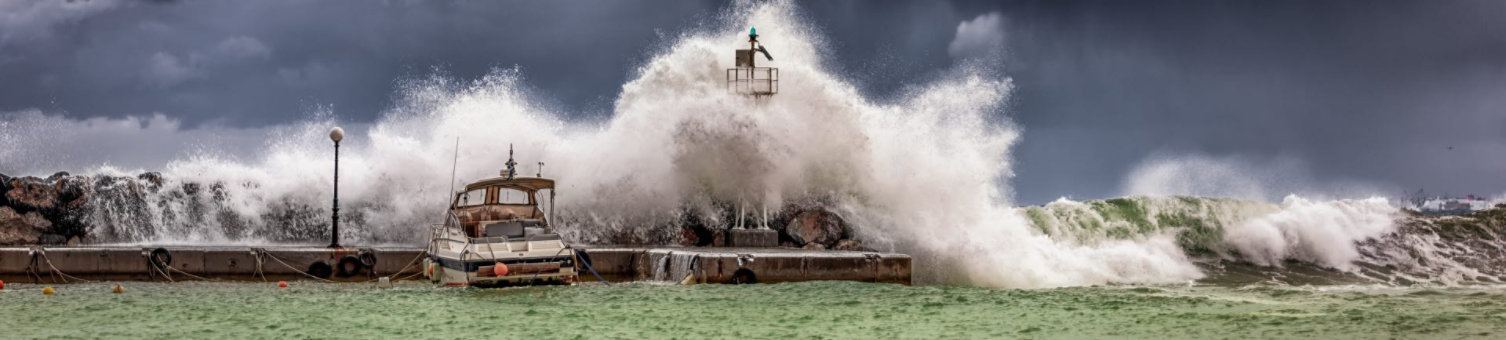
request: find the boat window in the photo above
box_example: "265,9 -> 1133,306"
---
536,188 -> 552,216
497,188 -> 530,204
459,188 -> 487,206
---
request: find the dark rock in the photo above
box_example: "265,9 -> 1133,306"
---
5,176 -> 57,212
832,239 -> 869,251
0,206 -> 51,245
56,175 -> 90,209
725,228 -> 778,247
783,208 -> 846,247
0,172 -> 10,198
679,226 -> 700,246
712,229 -> 727,247
181,182 -> 201,196
801,242 -> 827,250
137,172 -> 164,189
37,233 -> 68,245
46,171 -> 70,182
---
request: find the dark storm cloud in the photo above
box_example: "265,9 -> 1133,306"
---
989,0 -> 1506,203
0,0 -> 720,125
1,0 -> 1503,204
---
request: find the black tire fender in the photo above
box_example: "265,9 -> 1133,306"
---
148,248 -> 172,270
335,255 -> 363,277
731,268 -> 758,284
358,250 -> 377,269
307,261 -> 333,279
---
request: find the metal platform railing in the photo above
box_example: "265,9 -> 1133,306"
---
726,67 -> 778,95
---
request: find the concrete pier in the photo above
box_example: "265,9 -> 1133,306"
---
0,246 -> 910,285
582,247 -> 910,285
0,246 -> 425,282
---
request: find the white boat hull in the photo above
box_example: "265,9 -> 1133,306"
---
425,226 -> 578,287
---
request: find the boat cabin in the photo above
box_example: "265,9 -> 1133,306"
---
450,176 -> 555,239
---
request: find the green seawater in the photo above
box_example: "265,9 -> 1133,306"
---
3,281 -> 1504,339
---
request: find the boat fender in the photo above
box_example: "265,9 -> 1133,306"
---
493,262 -> 509,277
731,268 -> 757,284
148,248 -> 172,270
431,264 -> 443,284
358,250 -> 377,269
307,261 -> 333,279
336,256 -> 363,277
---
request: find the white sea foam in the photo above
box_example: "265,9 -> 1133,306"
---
1223,196 -> 1396,270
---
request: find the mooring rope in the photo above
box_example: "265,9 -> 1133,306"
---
387,252 -> 427,277
262,252 -> 335,283
522,247 -> 573,284
251,250 -> 268,281
36,249 -> 94,283
151,262 -> 175,283
575,250 -> 611,286
27,248 -> 44,283
394,269 -> 426,281
163,265 -> 211,281
361,251 -> 426,283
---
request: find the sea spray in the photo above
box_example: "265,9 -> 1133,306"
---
1224,196 -> 1396,270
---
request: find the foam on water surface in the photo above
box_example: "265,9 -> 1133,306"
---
3,281 -> 1503,339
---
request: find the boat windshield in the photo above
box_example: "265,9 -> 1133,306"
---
459,188 -> 486,207
497,188 -> 530,204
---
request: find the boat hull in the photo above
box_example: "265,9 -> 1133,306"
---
425,252 -> 578,287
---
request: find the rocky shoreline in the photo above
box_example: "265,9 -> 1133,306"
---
0,172 -> 100,245
0,171 -> 337,246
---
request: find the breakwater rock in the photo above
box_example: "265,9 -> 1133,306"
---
674,205 -> 869,251
1,172 -> 92,245
0,171 -> 349,246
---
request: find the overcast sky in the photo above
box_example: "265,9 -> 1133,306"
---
1,0 -> 1503,204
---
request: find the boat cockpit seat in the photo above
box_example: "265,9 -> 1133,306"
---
479,220 -> 546,238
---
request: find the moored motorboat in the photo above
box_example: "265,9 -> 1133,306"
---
423,147 -> 577,287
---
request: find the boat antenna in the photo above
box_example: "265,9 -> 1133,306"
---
537,162 -> 544,177
447,137 -> 459,208
504,144 -> 517,180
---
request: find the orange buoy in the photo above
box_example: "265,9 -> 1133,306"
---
42,286 -> 55,295
493,262 -> 509,277
112,284 -> 124,294
278,281 -> 288,288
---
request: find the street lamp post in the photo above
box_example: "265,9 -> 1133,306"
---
329,126 -> 344,248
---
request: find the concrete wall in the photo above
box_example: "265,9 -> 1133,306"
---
1,246 -> 909,285
578,248 -> 911,285
0,247 -> 424,282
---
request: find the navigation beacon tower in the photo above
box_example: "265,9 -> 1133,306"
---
726,27 -> 778,96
